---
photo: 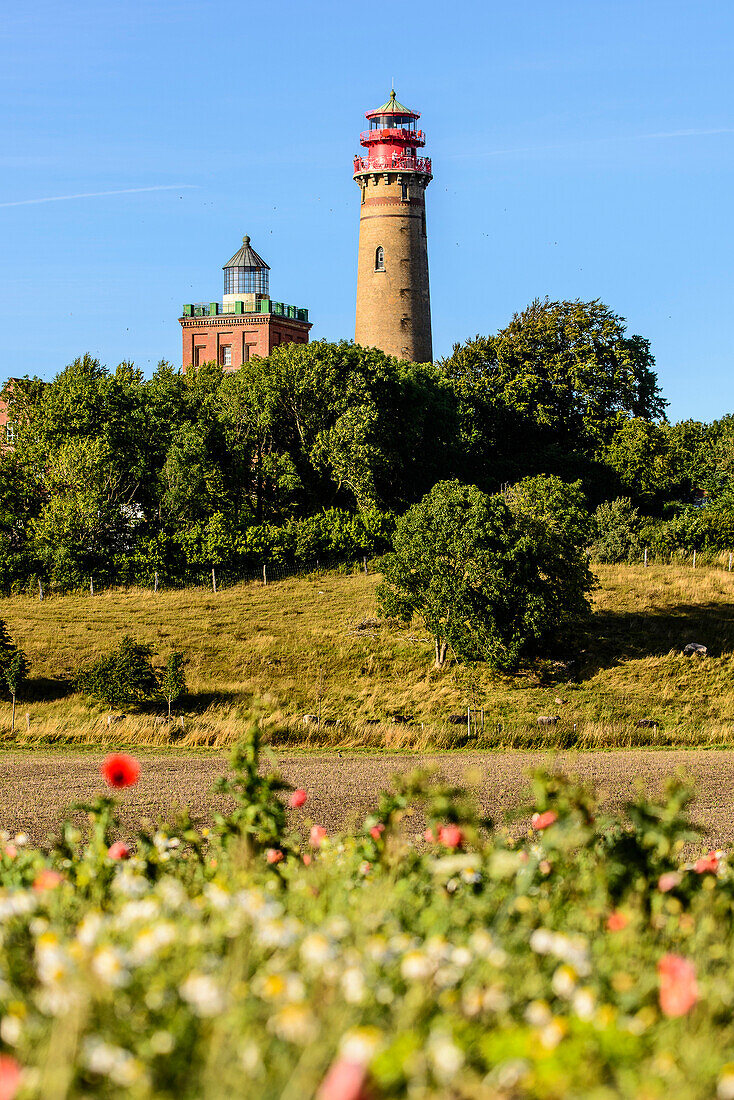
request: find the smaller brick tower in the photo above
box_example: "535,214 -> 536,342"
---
179,235 -> 311,372
354,90 -> 433,363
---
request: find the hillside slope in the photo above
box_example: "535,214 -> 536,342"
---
1,564 -> 734,748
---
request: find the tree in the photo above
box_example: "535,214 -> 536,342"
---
377,478 -> 593,672
1,649 -> 28,734
76,635 -> 159,708
439,298 -> 666,493
160,652 -> 186,719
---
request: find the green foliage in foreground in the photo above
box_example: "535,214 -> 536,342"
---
0,731 -> 733,1097
378,476 -> 593,671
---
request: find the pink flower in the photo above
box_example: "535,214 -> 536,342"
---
0,1054 -> 21,1100
290,789 -> 307,809
310,825 -> 327,848
107,841 -> 130,861
694,850 -> 720,874
658,871 -> 682,893
100,753 -> 140,789
302,853 -> 312,866
316,1060 -> 370,1100
438,824 -> 463,849
531,810 -> 558,831
424,828 -> 436,843
33,870 -> 63,892
369,823 -> 385,841
3,844 -> 17,860
658,954 -> 698,1017
266,848 -> 284,864
606,910 -> 629,932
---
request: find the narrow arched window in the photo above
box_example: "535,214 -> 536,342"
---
375,246 -> 384,271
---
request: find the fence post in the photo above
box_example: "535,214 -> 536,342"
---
467,706 -> 471,739
154,571 -> 159,593
211,568 -> 217,593
25,712 -> 30,733
729,553 -> 732,573
180,715 -> 185,733
263,563 -> 267,586
692,550 -> 697,569
363,555 -> 368,575
38,580 -> 43,601
644,548 -> 648,568
90,576 -> 94,596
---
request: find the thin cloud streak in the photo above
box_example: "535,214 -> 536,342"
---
0,184 -> 198,208
448,126 -> 734,160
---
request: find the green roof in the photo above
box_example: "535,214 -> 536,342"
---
367,89 -> 418,117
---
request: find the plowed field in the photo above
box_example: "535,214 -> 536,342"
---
3,748 -> 734,849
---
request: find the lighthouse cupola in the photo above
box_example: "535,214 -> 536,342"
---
223,234 -> 270,307
353,90 -> 433,363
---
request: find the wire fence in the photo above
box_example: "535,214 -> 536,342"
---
590,548 -> 734,569
27,555 -> 374,601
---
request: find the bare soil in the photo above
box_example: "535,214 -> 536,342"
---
2,749 -> 734,850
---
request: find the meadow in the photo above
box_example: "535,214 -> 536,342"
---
1,563 -> 734,749
0,734 -> 730,1099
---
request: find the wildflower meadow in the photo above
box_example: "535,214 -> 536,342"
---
0,728 -> 732,1099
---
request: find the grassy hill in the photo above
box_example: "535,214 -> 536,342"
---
2,563 -> 734,749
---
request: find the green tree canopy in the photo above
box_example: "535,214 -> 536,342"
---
377,477 -> 593,672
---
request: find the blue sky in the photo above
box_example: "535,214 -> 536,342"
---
2,0 -> 733,422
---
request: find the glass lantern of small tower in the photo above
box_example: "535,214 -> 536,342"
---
222,235 -> 270,311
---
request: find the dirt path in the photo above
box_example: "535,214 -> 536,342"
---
2,749 -> 734,848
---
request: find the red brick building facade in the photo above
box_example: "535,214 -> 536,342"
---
179,235 -> 311,372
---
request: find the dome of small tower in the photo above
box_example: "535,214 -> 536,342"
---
223,235 -> 270,297
365,89 -> 420,120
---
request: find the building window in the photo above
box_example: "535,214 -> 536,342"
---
375,246 -> 384,271
194,346 -> 206,366
220,345 -> 232,367
401,182 -> 408,201
4,424 -> 15,445
361,185 -> 366,205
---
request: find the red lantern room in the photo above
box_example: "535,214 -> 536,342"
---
353,89 -> 432,177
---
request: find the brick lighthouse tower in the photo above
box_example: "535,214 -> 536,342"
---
353,90 -> 433,363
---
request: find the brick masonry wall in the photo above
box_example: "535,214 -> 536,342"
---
354,175 -> 432,363
180,315 -> 311,372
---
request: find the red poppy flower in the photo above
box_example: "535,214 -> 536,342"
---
302,853 -> 312,866
606,910 -> 629,932
658,954 -> 698,1017
369,823 -> 385,841
438,824 -> 463,849
424,828 -> 436,843
108,841 -> 131,861
532,810 -> 558,831
658,871 -> 682,893
694,850 -> 719,874
33,870 -> 63,892
0,1053 -> 21,1100
266,848 -> 284,864
310,825 -> 327,848
317,1060 -> 370,1100
100,753 -> 140,789
289,789 -> 307,809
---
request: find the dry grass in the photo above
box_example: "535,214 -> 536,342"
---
2,563 -> 734,749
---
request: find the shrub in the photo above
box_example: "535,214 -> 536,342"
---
75,635 -> 159,707
591,497 -> 642,562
